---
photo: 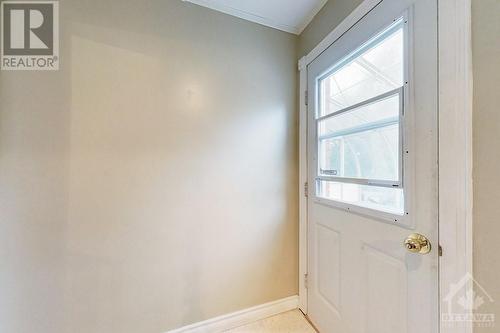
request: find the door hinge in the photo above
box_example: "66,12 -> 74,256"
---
304,182 -> 309,198
304,273 -> 309,289
304,90 -> 308,106
438,245 -> 443,257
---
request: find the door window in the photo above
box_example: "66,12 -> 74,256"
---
315,18 -> 407,216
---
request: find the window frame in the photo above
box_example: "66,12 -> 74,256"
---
311,12 -> 413,224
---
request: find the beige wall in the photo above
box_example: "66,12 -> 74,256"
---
1,1 -> 298,332
472,0 -> 500,331
0,5 -> 71,332
298,0 -> 363,57
0,52 -> 68,333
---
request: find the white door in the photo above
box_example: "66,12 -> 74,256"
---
306,0 -> 438,332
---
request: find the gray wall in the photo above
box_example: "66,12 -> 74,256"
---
472,0 -> 500,331
0,1 -> 298,332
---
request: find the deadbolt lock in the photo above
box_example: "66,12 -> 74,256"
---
404,233 -> 431,254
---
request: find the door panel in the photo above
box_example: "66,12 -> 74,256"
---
316,224 -> 341,310
306,0 -> 438,332
363,245 -> 407,333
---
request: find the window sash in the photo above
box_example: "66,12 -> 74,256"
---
315,87 -> 403,122
318,116 -> 399,141
315,87 -> 404,188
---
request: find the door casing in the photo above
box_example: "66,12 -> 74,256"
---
297,1 -> 473,332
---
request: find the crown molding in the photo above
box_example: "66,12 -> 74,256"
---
183,0 -> 327,35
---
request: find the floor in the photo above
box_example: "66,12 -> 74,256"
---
225,310 -> 317,333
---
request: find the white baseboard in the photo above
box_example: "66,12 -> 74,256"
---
166,295 -> 299,333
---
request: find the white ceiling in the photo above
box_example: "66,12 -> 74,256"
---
182,0 -> 328,35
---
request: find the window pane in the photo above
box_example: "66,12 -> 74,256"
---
319,21 -> 404,117
317,180 -> 404,215
318,94 -> 400,182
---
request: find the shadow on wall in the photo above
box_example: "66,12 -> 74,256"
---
62,0 -> 298,332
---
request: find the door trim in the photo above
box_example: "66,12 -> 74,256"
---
297,1 -> 473,332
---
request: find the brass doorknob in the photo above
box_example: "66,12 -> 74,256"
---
404,233 -> 431,254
